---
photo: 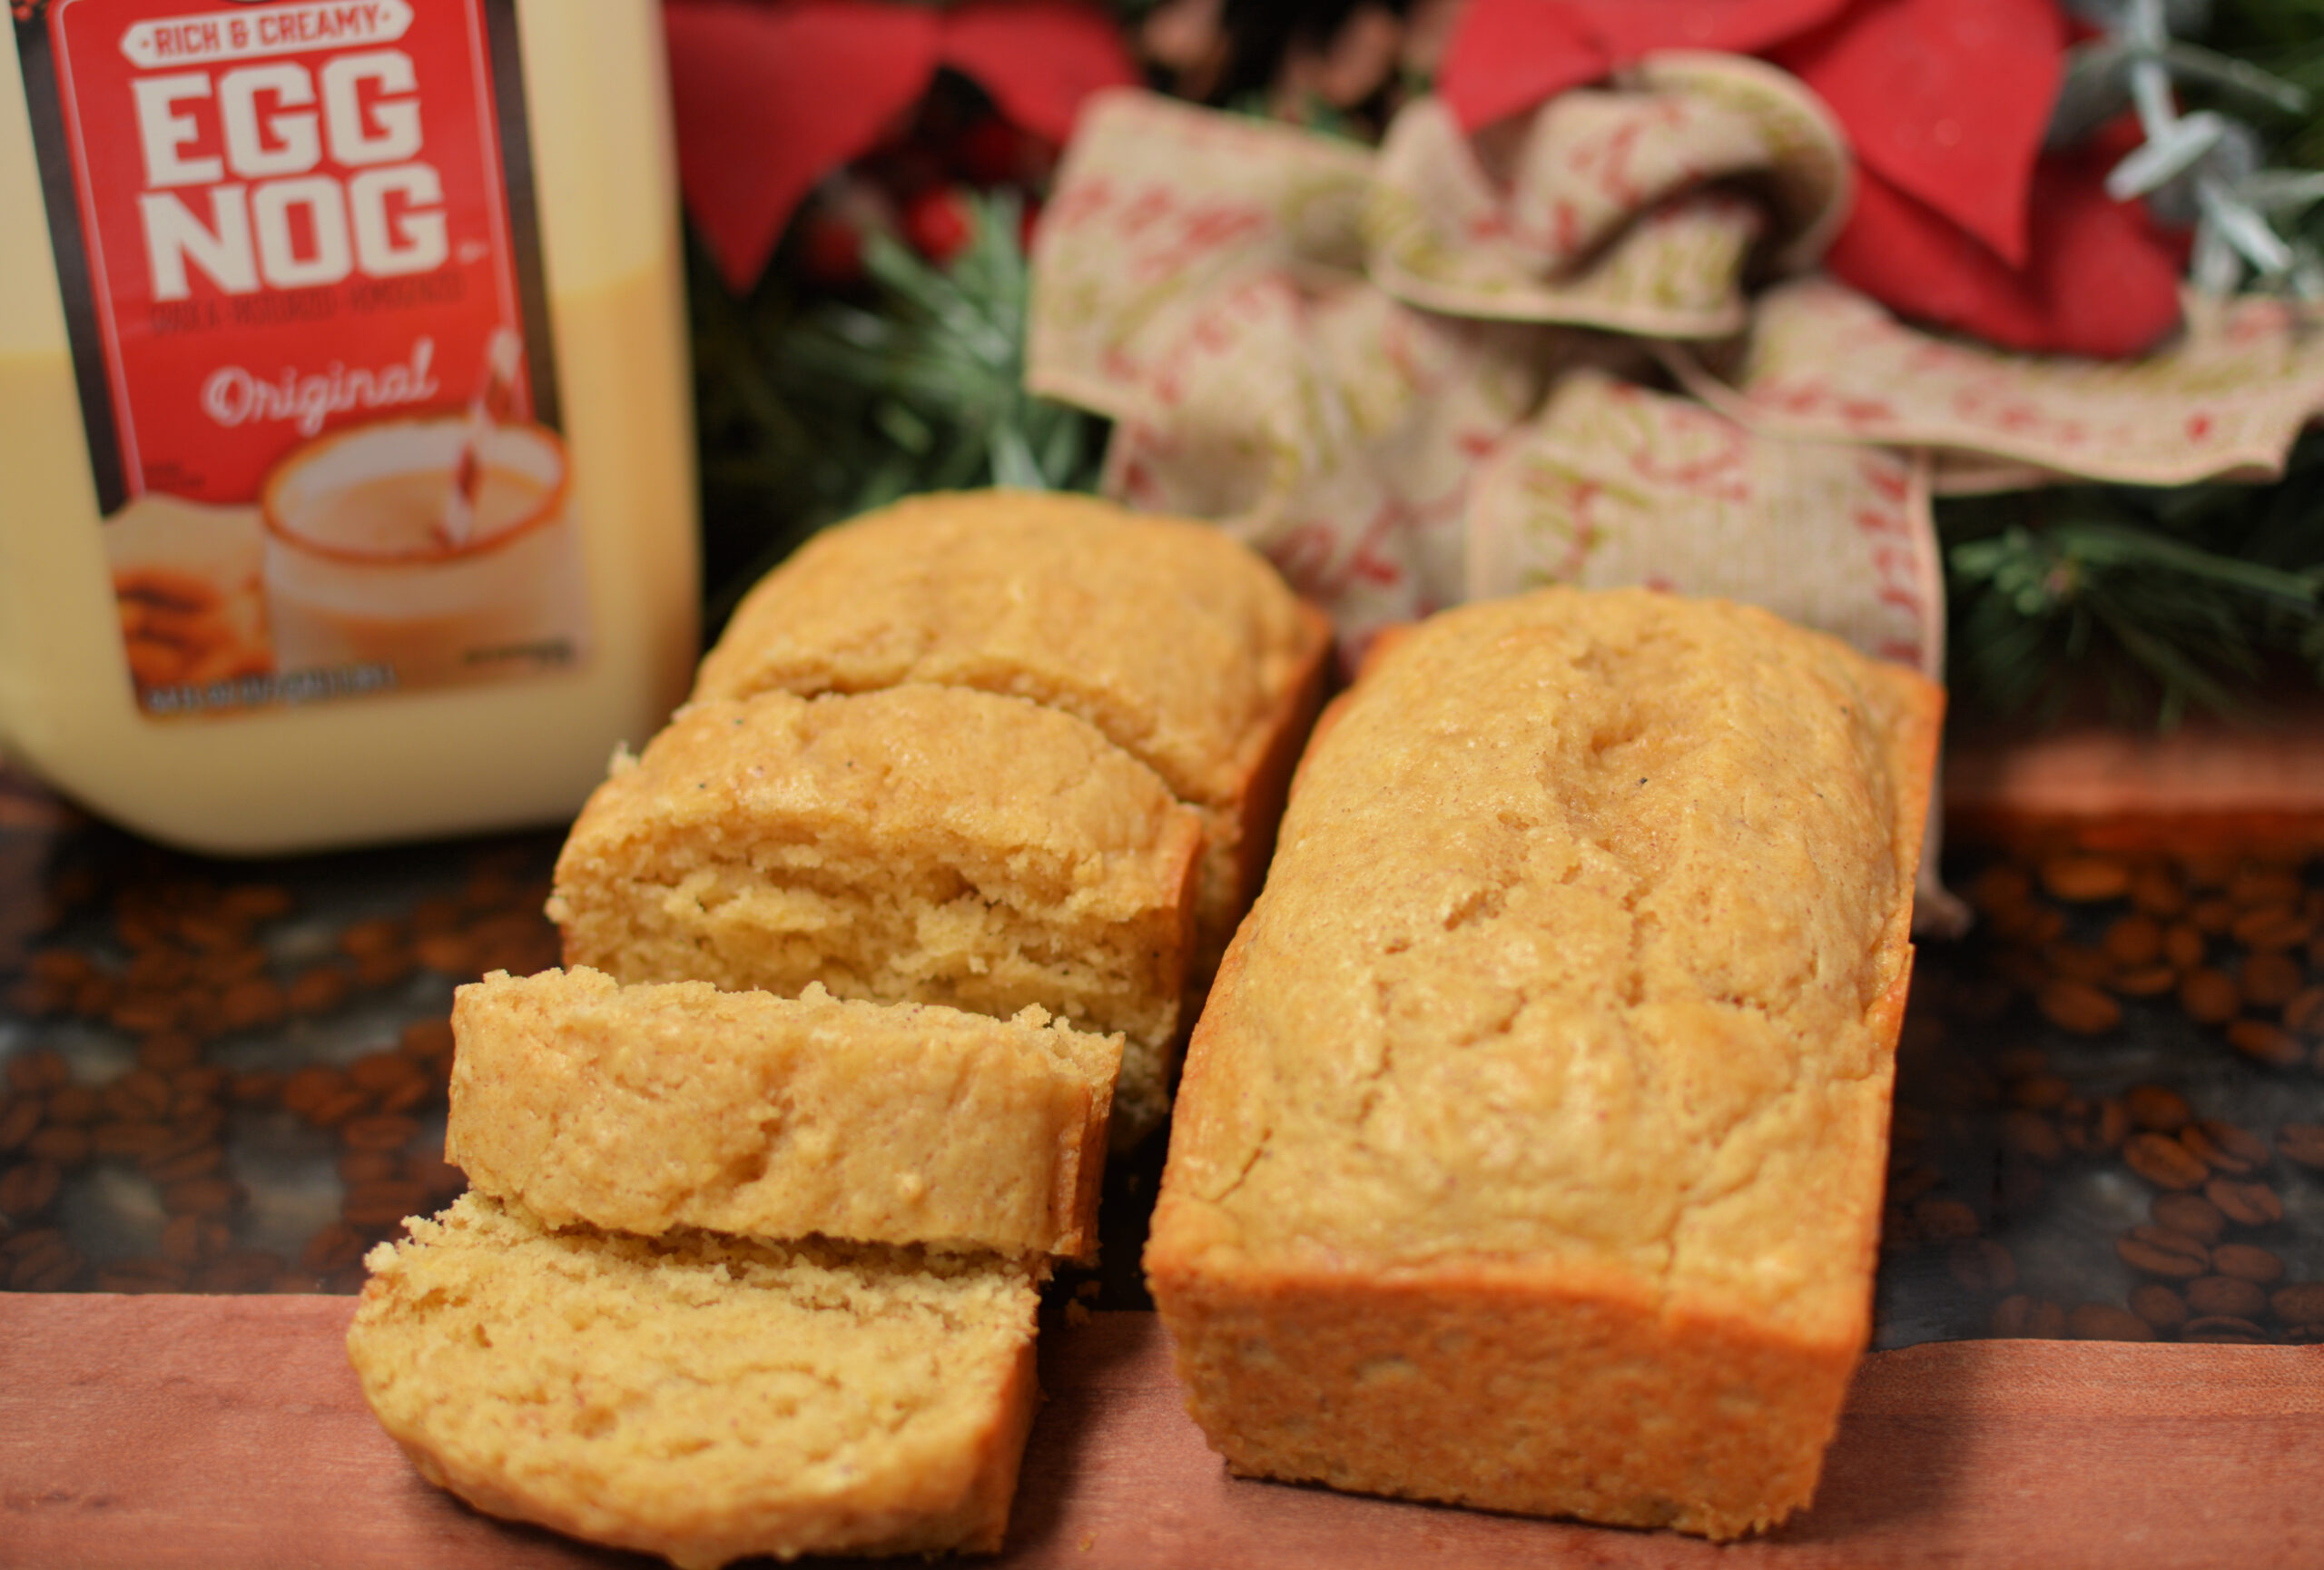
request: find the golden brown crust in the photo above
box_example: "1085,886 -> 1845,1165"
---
348,1196 -> 1042,1568
688,489 -> 1333,992
548,685 -> 1201,1146
1147,587 -> 1944,1538
447,968 -> 1121,1259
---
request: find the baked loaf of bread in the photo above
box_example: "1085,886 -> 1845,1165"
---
690,489 -> 1333,992
348,1194 -> 1040,1569
1145,587 -> 1943,1540
549,683 -> 1202,1143
447,967 -> 1120,1259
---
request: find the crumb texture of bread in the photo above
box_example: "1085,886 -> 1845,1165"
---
549,684 -> 1201,1143
689,489 -> 1332,991
447,968 -> 1121,1259
346,1194 -> 1041,1569
1145,586 -> 1944,1540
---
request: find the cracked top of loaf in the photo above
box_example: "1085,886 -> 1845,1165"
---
690,489 -> 1327,812
1151,587 -> 1942,1341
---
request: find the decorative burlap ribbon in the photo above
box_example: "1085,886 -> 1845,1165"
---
1024,68 -> 2324,930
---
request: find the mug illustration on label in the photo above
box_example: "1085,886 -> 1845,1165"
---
14,0 -> 581,717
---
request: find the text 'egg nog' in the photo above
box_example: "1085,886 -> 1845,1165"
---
0,0 -> 698,852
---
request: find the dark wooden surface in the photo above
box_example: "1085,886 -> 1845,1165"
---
4,1298 -> 2321,1570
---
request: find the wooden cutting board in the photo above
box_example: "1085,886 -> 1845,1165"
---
4,1297 -> 2320,1569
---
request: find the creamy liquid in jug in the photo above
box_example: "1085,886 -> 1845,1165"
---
0,0 -> 698,851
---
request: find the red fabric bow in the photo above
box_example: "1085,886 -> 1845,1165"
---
665,0 -> 1140,294
1440,0 -> 2185,357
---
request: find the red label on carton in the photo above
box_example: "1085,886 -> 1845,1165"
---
15,0 -> 584,717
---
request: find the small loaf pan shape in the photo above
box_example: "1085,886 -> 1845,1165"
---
446,967 -> 1121,1259
1145,588 -> 1943,1540
689,489 -> 1334,993
349,1194 -> 1040,1569
549,682 -> 1201,1144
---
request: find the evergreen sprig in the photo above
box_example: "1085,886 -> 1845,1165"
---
1942,443 -> 2324,728
689,191 -> 1105,632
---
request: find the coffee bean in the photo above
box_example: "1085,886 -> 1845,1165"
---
2130,1284 -> 2189,1330
2163,923 -> 2207,970
2227,864 -> 2304,908
160,1176 -> 242,1217
2181,1119 -> 2269,1175
197,1249 -> 284,1294
2042,854 -> 2131,903
2226,1020 -> 2304,1069
2006,1072 -> 2072,1111
2270,1283 -> 2324,1324
2240,953 -> 2305,1010
342,1179 -> 428,1229
105,1068 -> 172,1122
1992,1295 -> 2067,1338
340,1114 -> 419,1153
351,948 -> 413,989
305,1088 -> 368,1129
2180,969 -> 2241,1024
159,1214 -> 227,1267
2287,987 -> 2324,1037
44,1084 -> 99,1126
2279,1123 -> 2324,1170
2094,1097 -> 2131,1150
409,1153 -> 466,1199
339,918 -> 403,960
95,1258 -> 190,1294
2187,1274 -> 2268,1322
300,1221 -> 369,1274
338,1150 -> 400,1185
229,1069 -> 281,1105
2112,964 -> 2179,997
2211,1243 -> 2285,1285
2203,1177 -> 2283,1228
2002,1109 -> 2063,1164
2181,1315 -> 2270,1344
6,1233 -> 81,1291
2039,979 -> 2121,1035
1949,1239 -> 2017,1293
347,1052 -> 421,1096
281,1065 -> 349,1118
108,992 -> 180,1034
2044,944 -> 2114,987
0,1096 -> 39,1152
2068,1303 -> 2157,1341
1914,1197 -> 1980,1240
412,932 -> 474,976
399,1019 -> 455,1063
215,976 -> 286,1033
284,965 -> 352,1016
2117,1225 -> 2210,1278
2130,864 -> 2187,916
2230,906 -> 2313,953
7,1049 -> 68,1094
2102,913 -> 2165,967
133,1033 -> 201,1073
2191,896 -> 2237,935
2125,1084 -> 2193,1133
2152,1192 -> 2227,1242
92,1121 -> 172,1160
2124,1131 -> 2211,1190
143,1145 -> 223,1187
2181,854 -> 2238,890
0,1160 -> 62,1218
25,1127 -> 91,1167
373,1075 -> 433,1115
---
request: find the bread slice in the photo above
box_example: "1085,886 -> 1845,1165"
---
689,489 -> 1333,993
347,1193 -> 1041,1569
1146,587 -> 1943,1539
447,967 -> 1120,1259
548,684 -> 1202,1144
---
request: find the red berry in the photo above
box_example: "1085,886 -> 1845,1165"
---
903,187 -> 975,266
954,116 -> 1026,185
794,209 -> 865,286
